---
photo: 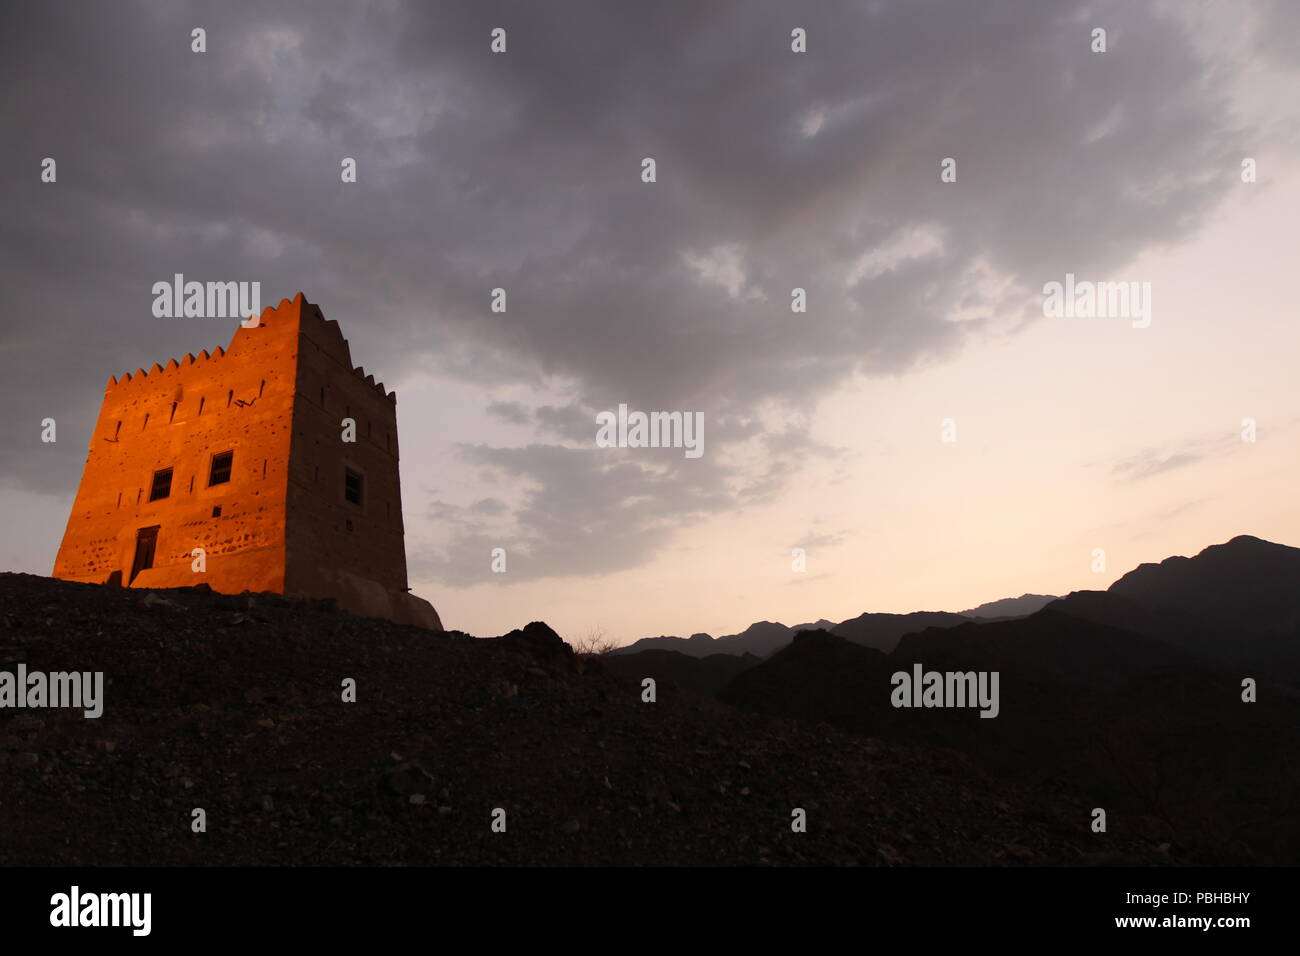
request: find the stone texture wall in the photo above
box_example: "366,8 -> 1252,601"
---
282,299 -> 434,626
53,293 -> 441,630
52,301 -> 299,594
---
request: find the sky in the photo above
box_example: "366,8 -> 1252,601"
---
2,1 -> 1298,644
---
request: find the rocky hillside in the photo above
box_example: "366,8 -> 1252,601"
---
722,616 -> 1300,864
0,573 -> 1164,866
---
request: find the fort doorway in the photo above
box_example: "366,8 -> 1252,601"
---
130,526 -> 160,584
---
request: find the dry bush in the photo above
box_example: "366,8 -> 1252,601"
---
569,625 -> 618,656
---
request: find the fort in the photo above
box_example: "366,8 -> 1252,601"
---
52,292 -> 441,631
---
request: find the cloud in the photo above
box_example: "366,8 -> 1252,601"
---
485,401 -> 531,426
1113,451 -> 1204,481
412,440 -> 733,585
1110,429 -> 1245,482
798,531 -> 847,551
0,0 -> 1283,583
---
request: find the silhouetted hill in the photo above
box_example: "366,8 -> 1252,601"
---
722,602 -> 1300,864
616,601 -> 1047,661
609,632 -> 720,657
603,649 -> 761,697
720,629 -> 895,727
1109,535 -> 1300,633
830,611 -> 972,653
958,593 -> 1057,619
792,618 -> 837,631
614,619 -> 834,659
715,621 -> 802,657
1050,535 -> 1300,680
0,572 -> 1164,866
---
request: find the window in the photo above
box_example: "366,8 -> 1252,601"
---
209,450 -> 233,486
149,467 -> 172,501
344,468 -> 363,506
211,506 -> 222,517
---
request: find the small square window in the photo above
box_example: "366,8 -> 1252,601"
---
148,467 -> 173,502
211,505 -> 222,517
209,450 -> 233,486
344,468 -> 363,506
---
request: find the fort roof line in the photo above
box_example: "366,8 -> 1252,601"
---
104,293 -> 396,403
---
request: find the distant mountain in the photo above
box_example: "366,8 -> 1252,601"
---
792,618 -> 837,631
1050,535 -> 1300,679
685,535 -> 1298,665
715,620 -> 804,657
1108,534 -> 1300,634
610,534 -> 1300,858
610,632 -> 720,657
958,593 -> 1057,620
720,629 -> 894,726
603,649 -> 761,697
830,610 -> 971,653
722,609 -> 1300,863
616,598 -> 1056,661
612,619 -> 836,658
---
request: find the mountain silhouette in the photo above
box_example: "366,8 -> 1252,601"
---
713,536 -> 1300,863
614,600 -> 1051,660
830,610 -> 972,653
1051,534 -> 1300,679
612,619 -> 832,658
958,593 -> 1058,620
603,649 -> 761,697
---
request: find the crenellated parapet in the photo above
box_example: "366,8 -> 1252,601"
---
105,293 -> 396,403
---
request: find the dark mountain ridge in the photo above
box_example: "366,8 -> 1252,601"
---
615,596 -> 1057,661
717,536 -> 1300,863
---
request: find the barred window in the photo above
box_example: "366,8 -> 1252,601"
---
209,450 -> 233,486
148,467 -> 173,501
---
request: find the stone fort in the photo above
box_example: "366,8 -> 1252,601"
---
53,293 -> 442,631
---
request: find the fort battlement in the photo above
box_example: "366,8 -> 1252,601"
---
103,296 -> 397,404
54,293 -> 440,631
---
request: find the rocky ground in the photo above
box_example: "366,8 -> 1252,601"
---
0,573 -> 1170,866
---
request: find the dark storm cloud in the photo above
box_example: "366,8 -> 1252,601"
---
485,400 -> 531,426
0,0 -> 1274,580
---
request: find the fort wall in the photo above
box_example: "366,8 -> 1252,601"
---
52,293 -> 440,630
